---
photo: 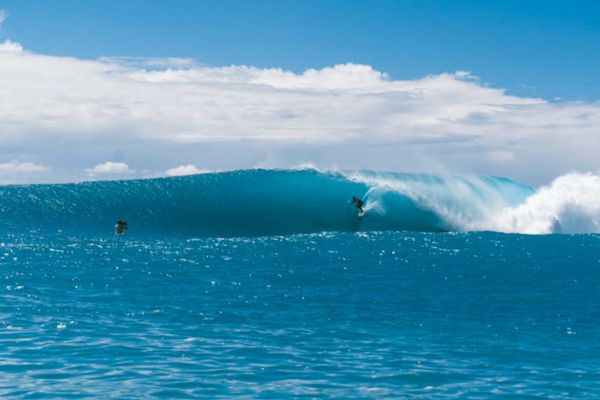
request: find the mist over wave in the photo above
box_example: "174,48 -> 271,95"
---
0,168 -> 597,235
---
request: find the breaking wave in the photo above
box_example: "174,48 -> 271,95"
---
0,169 -> 597,236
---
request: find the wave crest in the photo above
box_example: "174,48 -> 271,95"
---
0,169 -> 597,235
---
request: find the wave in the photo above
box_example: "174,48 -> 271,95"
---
0,168 -> 597,236
469,172 -> 600,234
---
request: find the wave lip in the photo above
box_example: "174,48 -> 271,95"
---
345,170 -> 534,231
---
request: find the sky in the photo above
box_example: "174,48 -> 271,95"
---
0,0 -> 599,185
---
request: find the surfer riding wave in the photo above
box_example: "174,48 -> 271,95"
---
350,196 -> 365,214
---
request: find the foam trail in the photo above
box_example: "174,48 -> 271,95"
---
472,172 -> 600,234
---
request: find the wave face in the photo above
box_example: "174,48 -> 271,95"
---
0,169 -> 541,236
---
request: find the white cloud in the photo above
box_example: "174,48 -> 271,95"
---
0,39 -> 23,53
0,161 -> 50,184
0,161 -> 49,174
0,10 -> 7,27
86,162 -> 131,176
0,40 -> 599,185
165,164 -> 210,176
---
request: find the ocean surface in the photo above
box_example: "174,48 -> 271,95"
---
1,169 -> 599,398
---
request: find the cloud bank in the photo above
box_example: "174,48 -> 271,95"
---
0,40 -> 599,185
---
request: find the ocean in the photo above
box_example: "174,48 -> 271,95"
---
0,169 -> 599,398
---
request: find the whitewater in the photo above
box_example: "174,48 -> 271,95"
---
1,168 -> 598,235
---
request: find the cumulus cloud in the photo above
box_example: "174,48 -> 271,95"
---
0,161 -> 49,185
0,161 -> 48,174
86,162 -> 131,176
0,39 -> 23,52
165,165 -> 210,176
0,40 -> 599,185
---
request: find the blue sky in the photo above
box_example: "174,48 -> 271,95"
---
2,0 -> 599,101
0,1 -> 599,185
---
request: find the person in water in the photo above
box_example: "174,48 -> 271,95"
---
350,196 -> 365,213
115,220 -> 128,236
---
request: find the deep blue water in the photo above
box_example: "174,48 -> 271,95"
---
1,170 -> 598,398
1,230 -> 599,398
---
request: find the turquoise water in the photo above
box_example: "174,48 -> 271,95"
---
0,169 -> 534,236
1,170 -> 598,398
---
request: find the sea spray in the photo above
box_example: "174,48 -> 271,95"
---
471,172 -> 600,234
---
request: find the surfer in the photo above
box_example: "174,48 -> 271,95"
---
115,220 -> 128,236
350,196 -> 365,213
